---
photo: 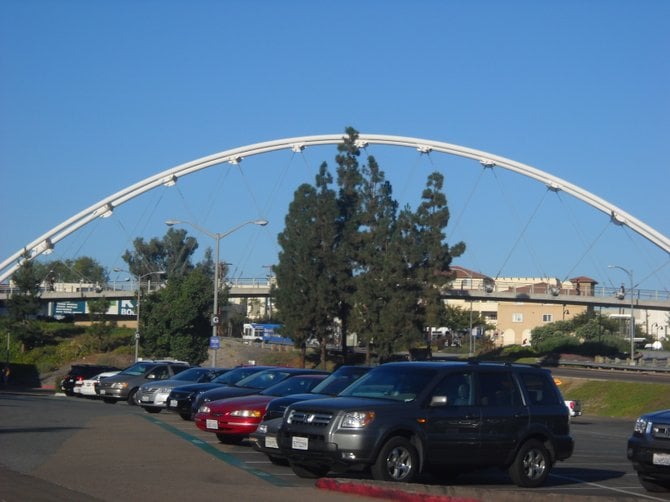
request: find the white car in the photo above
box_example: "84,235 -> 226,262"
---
78,371 -> 120,398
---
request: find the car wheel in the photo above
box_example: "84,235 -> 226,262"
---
103,398 -> 117,404
508,439 -> 552,487
638,474 -> 670,492
127,388 -> 139,406
144,407 -> 161,414
371,436 -> 419,483
289,462 -> 330,479
179,412 -> 193,421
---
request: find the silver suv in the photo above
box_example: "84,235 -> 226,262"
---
98,360 -> 189,405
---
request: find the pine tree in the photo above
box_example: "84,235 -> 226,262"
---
333,127 -> 365,357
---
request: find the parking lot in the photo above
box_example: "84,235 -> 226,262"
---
0,390 -> 668,501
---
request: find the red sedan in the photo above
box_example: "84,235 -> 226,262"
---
194,373 -> 328,443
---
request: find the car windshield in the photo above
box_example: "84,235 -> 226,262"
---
235,369 -> 294,390
310,367 -> 371,395
171,368 -> 209,382
260,375 -> 326,397
339,366 -> 437,402
119,362 -> 156,376
211,367 -> 266,385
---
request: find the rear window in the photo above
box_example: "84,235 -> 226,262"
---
518,371 -> 562,406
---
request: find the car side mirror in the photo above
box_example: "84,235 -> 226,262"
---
430,395 -> 448,407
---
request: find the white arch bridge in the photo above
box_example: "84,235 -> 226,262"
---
2,133 -> 669,287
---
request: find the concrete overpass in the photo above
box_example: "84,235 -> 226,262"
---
2,278 -> 669,312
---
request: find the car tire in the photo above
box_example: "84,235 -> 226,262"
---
638,474 -> 670,492
127,388 -> 139,406
371,436 -> 419,483
103,398 -> 117,404
508,439 -> 552,488
179,412 -> 193,421
289,462 -> 330,479
144,407 -> 161,414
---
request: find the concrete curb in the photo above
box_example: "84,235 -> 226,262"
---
316,478 -> 480,501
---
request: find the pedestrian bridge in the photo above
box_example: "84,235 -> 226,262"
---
5,277 -> 669,312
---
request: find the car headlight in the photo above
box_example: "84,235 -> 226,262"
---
341,411 -> 375,429
112,382 -> 128,389
199,405 -> 211,414
257,424 -> 268,433
230,409 -> 263,418
634,417 -> 651,435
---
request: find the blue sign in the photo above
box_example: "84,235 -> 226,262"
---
209,336 -> 221,349
54,301 -> 86,314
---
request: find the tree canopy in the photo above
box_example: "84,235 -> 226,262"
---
273,127 -> 465,363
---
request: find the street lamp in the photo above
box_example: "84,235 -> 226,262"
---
113,268 -> 165,362
165,218 -> 269,366
608,265 -> 635,366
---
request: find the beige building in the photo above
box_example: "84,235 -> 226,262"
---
446,267 -> 594,347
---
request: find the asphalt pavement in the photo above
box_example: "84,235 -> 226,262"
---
0,387 -> 660,502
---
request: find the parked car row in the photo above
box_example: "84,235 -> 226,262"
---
61,358 -> 670,492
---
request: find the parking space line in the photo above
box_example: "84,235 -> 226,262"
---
142,415 -> 296,487
550,473 -> 666,501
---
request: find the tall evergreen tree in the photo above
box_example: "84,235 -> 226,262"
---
412,172 -> 465,343
334,127 -> 365,356
273,164 -> 340,368
350,155 -> 399,363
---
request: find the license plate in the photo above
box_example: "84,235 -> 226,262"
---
141,396 -> 150,402
206,419 -> 219,430
99,390 -> 106,395
265,436 -> 278,449
170,399 -> 177,407
653,453 -> 670,466
292,436 -> 308,450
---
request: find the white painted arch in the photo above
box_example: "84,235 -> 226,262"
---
2,133 -> 669,283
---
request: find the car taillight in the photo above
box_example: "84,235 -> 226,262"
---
568,402 -> 575,410
76,376 -> 84,382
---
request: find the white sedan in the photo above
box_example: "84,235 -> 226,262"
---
78,371 -> 120,398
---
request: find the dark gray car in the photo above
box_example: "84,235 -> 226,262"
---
278,361 -> 573,487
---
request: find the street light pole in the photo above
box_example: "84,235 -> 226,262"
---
609,265 -> 635,366
165,218 -> 269,367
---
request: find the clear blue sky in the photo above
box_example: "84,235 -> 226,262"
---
1,0 -> 668,293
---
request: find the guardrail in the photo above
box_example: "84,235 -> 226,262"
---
554,357 -> 670,373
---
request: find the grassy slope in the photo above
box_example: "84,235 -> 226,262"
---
557,377 -> 670,419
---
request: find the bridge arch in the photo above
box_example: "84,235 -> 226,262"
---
2,133 -> 669,283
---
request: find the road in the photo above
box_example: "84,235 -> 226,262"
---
0,386 -> 668,501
